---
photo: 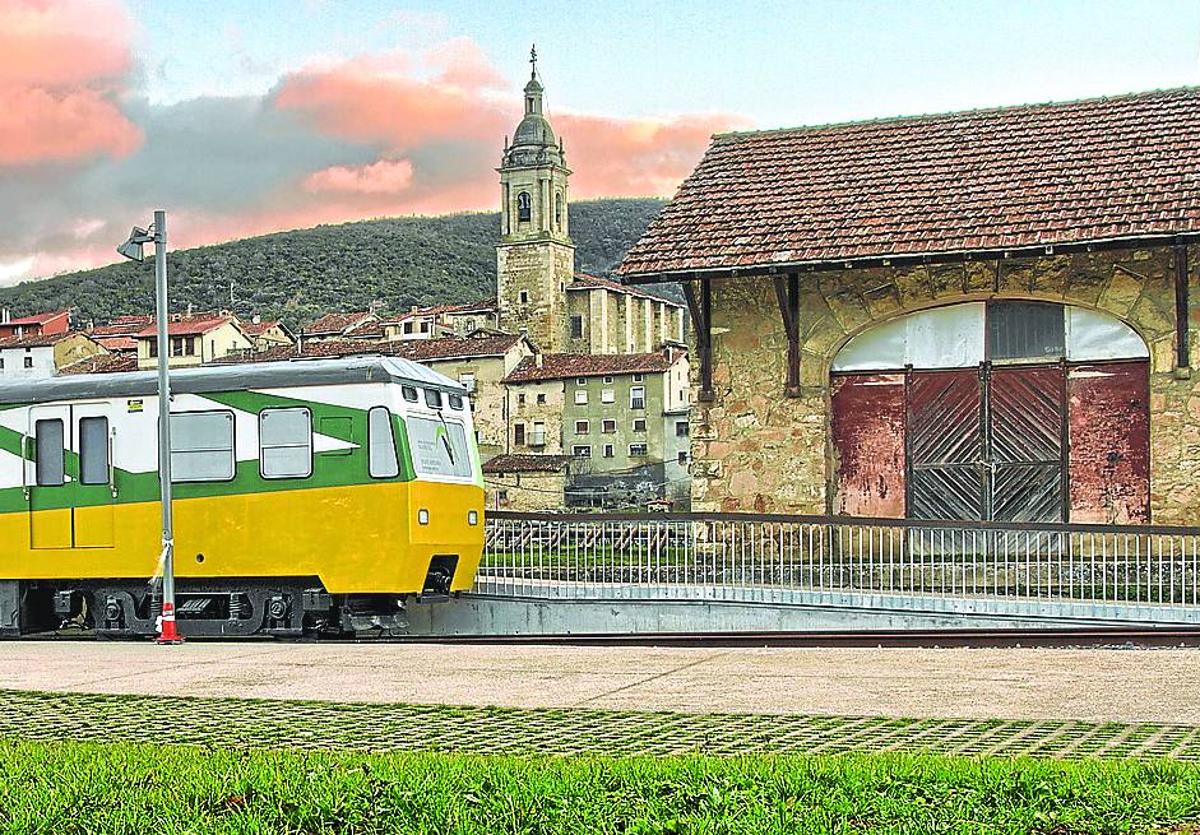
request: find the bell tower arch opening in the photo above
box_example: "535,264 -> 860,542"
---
829,300 -> 1151,524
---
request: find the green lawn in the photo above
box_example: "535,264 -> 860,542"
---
2,741 -> 1199,834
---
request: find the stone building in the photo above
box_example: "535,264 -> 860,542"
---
619,87 -> 1200,525
483,454 -> 574,510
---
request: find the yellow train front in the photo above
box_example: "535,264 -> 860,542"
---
0,356 -> 485,637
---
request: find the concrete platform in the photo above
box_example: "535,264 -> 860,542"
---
2,641 -> 1200,724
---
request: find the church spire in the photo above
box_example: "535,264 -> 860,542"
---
524,43 -> 544,115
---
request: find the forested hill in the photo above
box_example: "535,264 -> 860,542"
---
0,198 -> 669,327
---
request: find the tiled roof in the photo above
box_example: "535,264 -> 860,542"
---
0,331 -> 89,349
342,319 -> 386,339
91,315 -> 153,336
134,316 -> 232,337
218,332 -> 526,365
58,353 -> 138,375
504,352 -> 672,383
239,320 -> 285,337
0,309 -> 69,327
618,87 -> 1200,277
568,274 -> 684,306
303,311 -> 377,335
483,454 -> 573,474
93,335 -> 138,352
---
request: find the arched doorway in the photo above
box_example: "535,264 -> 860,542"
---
830,300 -> 1150,523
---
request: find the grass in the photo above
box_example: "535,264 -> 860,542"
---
3,740 -> 1200,834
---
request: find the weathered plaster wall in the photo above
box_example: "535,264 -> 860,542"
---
690,247 -> 1200,524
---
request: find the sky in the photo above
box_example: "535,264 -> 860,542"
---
1,0 -> 1199,286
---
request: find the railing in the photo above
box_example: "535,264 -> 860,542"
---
478,512 -> 1200,608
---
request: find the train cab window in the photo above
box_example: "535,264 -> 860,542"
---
402,385 -> 418,402
424,389 -> 443,409
368,407 -> 400,478
259,408 -> 312,479
448,394 -> 464,410
408,416 -> 472,479
78,416 -> 109,485
170,411 -> 235,482
34,419 -> 65,486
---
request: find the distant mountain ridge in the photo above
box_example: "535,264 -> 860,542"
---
0,198 -> 670,328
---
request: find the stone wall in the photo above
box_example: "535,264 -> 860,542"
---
485,470 -> 567,511
496,240 -> 574,352
690,246 -> 1200,524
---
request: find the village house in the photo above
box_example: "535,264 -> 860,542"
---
503,347 -> 691,508
239,318 -> 295,352
619,87 -> 1200,525
482,453 -> 574,510
134,311 -> 253,370
0,331 -> 107,378
87,314 -> 152,355
0,309 -> 70,341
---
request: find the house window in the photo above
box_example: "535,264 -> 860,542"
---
601,388 -> 615,404
630,386 -> 646,410
570,316 -> 583,339
514,423 -> 526,446
148,339 -> 158,358
519,290 -> 529,304
536,393 -> 546,405
603,444 -> 615,458
420,321 -> 430,334
576,377 -> 587,385
676,421 -> 689,437
34,419 -> 64,486
531,421 -> 546,446
629,443 -> 648,457
23,356 -> 33,369
517,393 -> 526,406
368,407 -> 400,478
633,374 -> 644,383
259,407 -> 313,480
403,321 -> 414,334
575,389 -> 588,405
575,420 -> 589,435
633,418 -> 647,432
678,451 -> 689,465
0,358 -> 4,369
517,191 -> 532,222
459,373 -> 476,392
497,489 -> 509,506
603,376 -> 614,384
602,419 -> 616,434
572,445 -> 592,458
170,411 -> 235,482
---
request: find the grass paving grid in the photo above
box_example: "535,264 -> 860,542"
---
3,688 -> 1200,760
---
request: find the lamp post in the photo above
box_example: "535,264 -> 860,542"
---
117,211 -> 181,644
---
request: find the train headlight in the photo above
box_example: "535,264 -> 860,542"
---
418,508 -> 430,525
468,510 -> 479,526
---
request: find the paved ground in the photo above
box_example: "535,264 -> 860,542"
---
3,641 -> 1200,724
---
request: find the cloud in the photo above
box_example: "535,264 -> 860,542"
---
1,28 -> 745,284
305,158 -> 415,195
0,0 -> 140,166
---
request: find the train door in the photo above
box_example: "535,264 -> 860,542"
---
72,404 -> 115,548
27,405 -> 71,549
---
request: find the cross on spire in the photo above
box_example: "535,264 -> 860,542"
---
530,44 -> 538,79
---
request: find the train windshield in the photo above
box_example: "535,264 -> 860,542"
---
407,416 -> 472,479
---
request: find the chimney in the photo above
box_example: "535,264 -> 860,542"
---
252,314 -> 261,324
186,303 -> 193,316
534,351 -> 544,368
1,308 -> 9,324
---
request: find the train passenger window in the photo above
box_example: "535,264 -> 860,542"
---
78,416 -> 109,485
424,389 -> 443,409
448,394 -> 464,410
259,408 -> 312,479
170,411 -> 235,482
402,385 -> 418,402
34,419 -> 65,486
368,407 -> 400,478
407,416 -> 472,479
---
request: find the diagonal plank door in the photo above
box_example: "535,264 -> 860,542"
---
906,369 -> 985,521
987,365 -> 1066,522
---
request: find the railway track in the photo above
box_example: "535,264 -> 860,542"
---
16,626 -> 1200,648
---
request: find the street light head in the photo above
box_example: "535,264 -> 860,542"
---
116,226 -> 152,262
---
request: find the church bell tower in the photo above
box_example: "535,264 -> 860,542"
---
496,45 -> 574,352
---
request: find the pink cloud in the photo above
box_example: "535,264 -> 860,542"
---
304,158 -> 415,195
0,0 -> 140,167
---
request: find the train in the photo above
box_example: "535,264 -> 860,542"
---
0,356 -> 485,637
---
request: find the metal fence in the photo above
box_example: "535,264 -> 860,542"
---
478,512 -> 1200,607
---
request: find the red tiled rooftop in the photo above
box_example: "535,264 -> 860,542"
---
0,331 -> 86,349
217,332 -> 526,365
482,454 -> 573,474
618,87 -> 1200,278
134,316 -> 232,337
58,353 -> 138,375
303,311 -> 377,335
504,352 -> 672,383
239,320 -> 284,337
